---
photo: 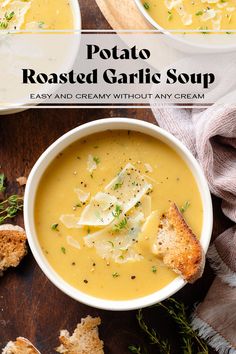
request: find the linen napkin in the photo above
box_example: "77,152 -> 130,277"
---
151,104 -> 236,353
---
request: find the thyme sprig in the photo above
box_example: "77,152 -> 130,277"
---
153,298 -> 209,353
180,200 -> 191,213
113,216 -> 128,232
129,298 -> 209,354
128,346 -> 142,354
136,309 -> 171,354
0,195 -> 24,224
0,173 -> 6,193
128,345 -> 148,354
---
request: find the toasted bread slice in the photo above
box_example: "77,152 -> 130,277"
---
152,203 -> 205,283
56,316 -> 104,354
0,224 -> 27,275
2,337 -> 40,354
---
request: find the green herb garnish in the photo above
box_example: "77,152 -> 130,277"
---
93,156 -> 100,164
61,247 -> 66,254
0,173 -> 6,193
168,11 -> 173,21
113,217 -> 128,232
112,204 -> 122,218
0,195 -> 23,224
74,203 -> 82,208
199,26 -> 209,34
51,223 -> 59,231
0,22 -> 8,29
108,240 -> 114,247
113,181 -> 123,190
38,21 -> 45,28
0,11 -> 15,29
152,265 -> 157,273
195,10 -> 203,16
112,272 -> 120,278
143,2 -> 150,10
180,201 -> 191,213
5,11 -> 15,21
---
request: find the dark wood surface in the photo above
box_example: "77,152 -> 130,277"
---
0,1 -> 232,353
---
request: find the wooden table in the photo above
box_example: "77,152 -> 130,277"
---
0,1 -> 232,353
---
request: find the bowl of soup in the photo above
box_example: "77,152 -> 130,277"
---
134,0 -> 236,52
0,0 -> 81,115
24,118 -> 212,310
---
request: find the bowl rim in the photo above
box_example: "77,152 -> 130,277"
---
24,118 -> 213,311
134,0 -> 236,52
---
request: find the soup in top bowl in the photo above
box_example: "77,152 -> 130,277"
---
34,129 -> 203,301
0,0 -> 75,30
141,0 -> 236,31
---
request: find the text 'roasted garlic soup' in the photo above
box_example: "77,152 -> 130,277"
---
35,131 -> 203,300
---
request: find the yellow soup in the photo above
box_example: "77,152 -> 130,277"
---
0,0 -> 74,30
142,0 -> 236,31
35,130 -> 203,301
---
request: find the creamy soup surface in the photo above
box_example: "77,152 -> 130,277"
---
142,0 -> 236,31
0,0 -> 73,30
35,130 -> 203,301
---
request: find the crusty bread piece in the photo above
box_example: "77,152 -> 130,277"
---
56,316 -> 104,354
0,224 -> 27,275
2,337 -> 40,354
152,203 -> 205,283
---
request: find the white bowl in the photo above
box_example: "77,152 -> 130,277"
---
134,0 -> 236,53
24,118 -> 213,311
0,0 -> 81,115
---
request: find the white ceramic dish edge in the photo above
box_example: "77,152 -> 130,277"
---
24,118 -> 213,311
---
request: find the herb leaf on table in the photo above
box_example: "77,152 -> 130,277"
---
0,173 -> 6,193
0,195 -> 24,224
153,298 -> 209,353
136,309 -> 171,354
129,298 -> 209,354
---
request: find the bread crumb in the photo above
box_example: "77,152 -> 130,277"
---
56,315 -> 104,354
16,176 -> 27,186
2,337 -> 40,354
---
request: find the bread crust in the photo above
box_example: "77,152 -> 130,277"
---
0,224 -> 27,274
153,203 -> 205,283
2,337 -> 40,354
56,316 -> 104,354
